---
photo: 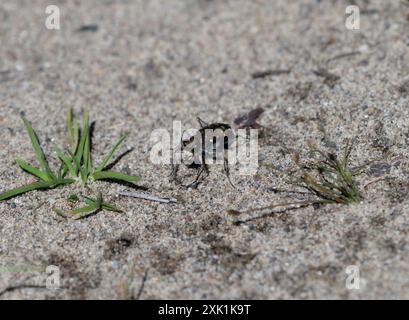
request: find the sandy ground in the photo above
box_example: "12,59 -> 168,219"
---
1,0 -> 409,299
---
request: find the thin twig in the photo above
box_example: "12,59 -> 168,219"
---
0,284 -> 47,298
233,202 -> 314,225
363,176 -> 387,189
251,69 -> 291,79
136,269 -> 149,300
228,200 -> 315,216
326,51 -> 361,63
119,191 -> 177,203
267,187 -> 311,195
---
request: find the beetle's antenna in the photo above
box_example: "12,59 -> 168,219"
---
197,117 -> 209,128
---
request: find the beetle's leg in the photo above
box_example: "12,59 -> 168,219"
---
224,157 -> 236,188
197,117 -> 209,128
185,164 -> 208,189
169,142 -> 181,183
170,162 -> 180,182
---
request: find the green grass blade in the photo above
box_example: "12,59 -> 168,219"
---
22,117 -> 55,181
94,192 -> 103,208
66,150 -> 79,174
53,145 -> 77,177
81,109 -> 91,175
84,130 -> 92,175
91,171 -> 140,184
84,195 -> 121,212
53,204 -> 98,219
80,169 -> 88,185
69,148 -> 88,184
101,202 -> 122,213
67,204 -> 98,215
0,178 -> 74,201
83,195 -> 96,205
68,194 -> 79,202
57,162 -> 67,179
53,207 -> 69,218
75,109 -> 90,165
67,107 -> 79,153
95,136 -> 126,172
15,158 -> 48,181
83,194 -> 99,206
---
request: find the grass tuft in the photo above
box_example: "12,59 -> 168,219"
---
290,139 -> 364,204
53,108 -> 140,187
0,108 -> 140,217
227,139 -> 372,224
